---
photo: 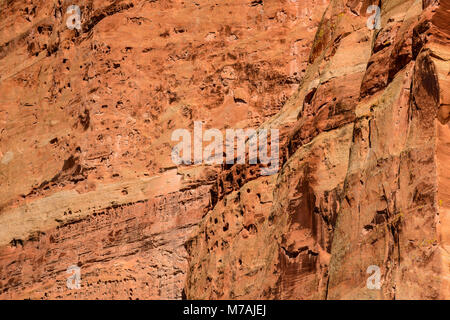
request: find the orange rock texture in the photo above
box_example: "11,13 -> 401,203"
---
0,0 -> 449,299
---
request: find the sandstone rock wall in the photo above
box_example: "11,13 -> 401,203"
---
0,0 -> 327,299
185,0 -> 450,300
0,0 -> 448,299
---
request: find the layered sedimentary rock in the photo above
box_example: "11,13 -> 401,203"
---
1,0 -> 449,300
0,0 -> 327,299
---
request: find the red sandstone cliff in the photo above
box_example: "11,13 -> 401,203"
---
0,0 -> 449,300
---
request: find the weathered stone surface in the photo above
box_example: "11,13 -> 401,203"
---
186,0 -> 450,300
0,0 -> 449,300
0,0 -> 327,299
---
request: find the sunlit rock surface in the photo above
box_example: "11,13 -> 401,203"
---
0,0 -> 448,299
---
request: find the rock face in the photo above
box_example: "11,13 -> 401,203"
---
0,0 -> 448,300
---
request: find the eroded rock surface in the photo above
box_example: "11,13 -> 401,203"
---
186,0 -> 450,300
0,0 -> 449,299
